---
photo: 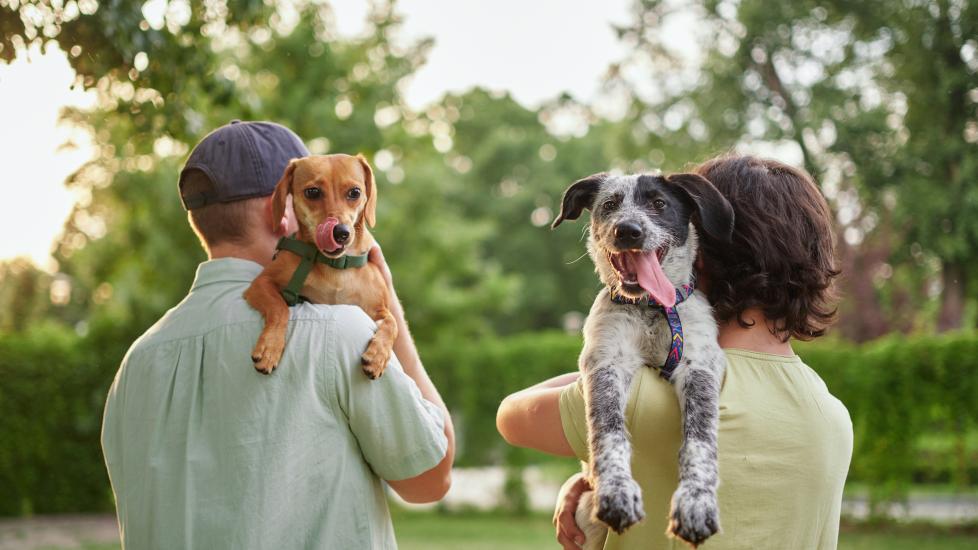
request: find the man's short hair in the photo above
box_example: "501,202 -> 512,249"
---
182,169 -> 264,250
695,155 -> 840,340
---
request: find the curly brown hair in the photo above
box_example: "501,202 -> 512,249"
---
695,155 -> 840,341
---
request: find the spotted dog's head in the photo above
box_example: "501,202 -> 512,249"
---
552,172 -> 734,304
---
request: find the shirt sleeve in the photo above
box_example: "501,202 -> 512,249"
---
558,377 -> 590,462
328,306 -> 448,481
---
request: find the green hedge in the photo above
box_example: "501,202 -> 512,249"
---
422,331 -> 978,507
0,325 -> 114,515
2,325 -> 976,516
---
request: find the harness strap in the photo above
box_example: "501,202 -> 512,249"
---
610,277 -> 696,381
274,235 -> 369,306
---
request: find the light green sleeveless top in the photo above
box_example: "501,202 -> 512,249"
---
560,349 -> 853,550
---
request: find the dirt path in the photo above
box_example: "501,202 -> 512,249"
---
0,515 -> 118,550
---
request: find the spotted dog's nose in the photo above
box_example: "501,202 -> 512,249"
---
333,224 -> 351,244
614,221 -> 644,249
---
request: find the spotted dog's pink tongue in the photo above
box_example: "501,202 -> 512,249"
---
316,217 -> 340,252
622,250 -> 676,307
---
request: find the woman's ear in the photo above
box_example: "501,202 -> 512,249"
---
356,154 -> 377,228
667,173 -> 735,243
270,160 -> 298,233
551,173 -> 607,229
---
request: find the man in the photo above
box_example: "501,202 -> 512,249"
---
497,155 -> 852,550
101,120 -> 454,549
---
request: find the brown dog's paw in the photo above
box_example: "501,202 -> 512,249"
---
251,332 -> 286,375
360,341 -> 390,380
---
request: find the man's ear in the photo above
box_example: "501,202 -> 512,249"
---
666,173 -> 735,242
356,154 -> 376,228
270,160 -> 298,233
551,173 -> 606,229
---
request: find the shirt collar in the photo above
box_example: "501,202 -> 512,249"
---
190,258 -> 264,291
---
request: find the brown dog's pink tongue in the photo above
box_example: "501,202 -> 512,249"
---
624,250 -> 676,307
316,217 -> 340,252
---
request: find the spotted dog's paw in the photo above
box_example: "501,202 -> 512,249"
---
594,475 -> 645,534
667,482 -> 720,548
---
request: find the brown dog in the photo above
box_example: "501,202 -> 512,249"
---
244,154 -> 396,378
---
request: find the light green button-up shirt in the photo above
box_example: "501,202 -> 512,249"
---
101,258 -> 447,549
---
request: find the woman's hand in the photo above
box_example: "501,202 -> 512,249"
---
554,473 -> 591,549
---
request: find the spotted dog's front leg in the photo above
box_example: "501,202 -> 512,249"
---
667,344 -> 725,547
581,339 -> 646,534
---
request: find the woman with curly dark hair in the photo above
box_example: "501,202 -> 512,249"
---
498,155 -> 853,550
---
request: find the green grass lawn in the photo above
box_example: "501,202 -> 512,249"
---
27,511 -> 978,550
391,510 -> 977,550
838,531 -> 978,550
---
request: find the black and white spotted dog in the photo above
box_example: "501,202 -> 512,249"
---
552,171 -> 734,548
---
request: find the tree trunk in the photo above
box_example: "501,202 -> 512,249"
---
936,261 -> 966,332
835,235 -> 892,342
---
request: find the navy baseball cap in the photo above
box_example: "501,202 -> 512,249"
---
178,120 -> 310,210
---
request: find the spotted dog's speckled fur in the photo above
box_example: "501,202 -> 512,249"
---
552,172 -> 734,548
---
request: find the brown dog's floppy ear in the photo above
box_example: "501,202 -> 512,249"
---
270,160 -> 298,233
667,173 -> 735,243
551,173 -> 606,229
357,154 -> 377,228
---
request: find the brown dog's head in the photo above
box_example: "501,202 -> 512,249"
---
271,154 -> 377,258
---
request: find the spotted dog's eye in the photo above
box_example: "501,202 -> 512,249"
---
653,198 -> 666,209
347,187 -> 362,200
304,187 -> 322,200
602,199 -> 619,210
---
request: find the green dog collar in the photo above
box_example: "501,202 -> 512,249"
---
274,235 -> 369,306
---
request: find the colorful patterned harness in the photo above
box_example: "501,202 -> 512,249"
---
610,277 -> 696,381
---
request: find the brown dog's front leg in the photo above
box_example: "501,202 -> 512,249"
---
360,307 -> 397,379
244,275 -> 290,374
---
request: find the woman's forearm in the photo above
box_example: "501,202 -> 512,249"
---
495,372 -> 578,457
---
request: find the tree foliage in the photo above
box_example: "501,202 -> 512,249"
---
610,0 -> 978,334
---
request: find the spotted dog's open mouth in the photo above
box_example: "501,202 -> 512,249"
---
608,246 -> 676,306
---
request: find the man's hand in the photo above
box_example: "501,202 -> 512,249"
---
554,473 -> 591,549
366,241 -> 456,505
369,243 -> 406,319
368,243 -> 394,289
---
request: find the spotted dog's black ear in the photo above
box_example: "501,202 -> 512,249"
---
667,173 -> 735,242
551,173 -> 607,229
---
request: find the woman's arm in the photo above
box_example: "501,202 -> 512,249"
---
495,372 -> 580,457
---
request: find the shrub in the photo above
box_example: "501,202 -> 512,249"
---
0,324 -> 114,515
424,331 -> 978,509
1,324 -> 975,516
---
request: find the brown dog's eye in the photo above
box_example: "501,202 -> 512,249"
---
304,187 -> 322,200
602,199 -> 618,210
653,199 -> 666,209
347,188 -> 362,200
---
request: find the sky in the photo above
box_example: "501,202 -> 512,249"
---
0,0 -> 632,269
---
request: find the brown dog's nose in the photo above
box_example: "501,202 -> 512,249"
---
333,224 -> 351,244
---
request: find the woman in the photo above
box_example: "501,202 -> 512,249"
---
496,155 -> 853,549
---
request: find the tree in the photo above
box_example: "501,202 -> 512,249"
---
0,1 -> 519,349
609,0 -> 978,334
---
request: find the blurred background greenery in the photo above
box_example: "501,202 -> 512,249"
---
0,0 -> 976,545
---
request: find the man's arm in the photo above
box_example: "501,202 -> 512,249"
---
369,246 -> 455,503
495,373 -> 579,457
